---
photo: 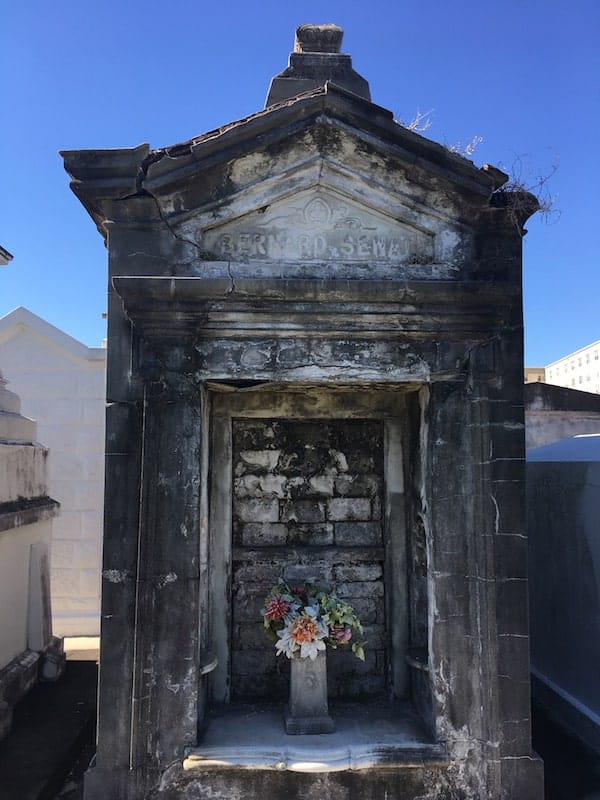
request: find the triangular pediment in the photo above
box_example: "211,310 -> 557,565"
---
197,188 -> 434,264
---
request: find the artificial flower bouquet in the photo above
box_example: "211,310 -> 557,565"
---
262,579 -> 365,661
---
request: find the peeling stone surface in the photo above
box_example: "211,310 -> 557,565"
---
231,419 -> 385,700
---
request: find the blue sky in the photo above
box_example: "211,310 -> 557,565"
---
2,0 -> 598,366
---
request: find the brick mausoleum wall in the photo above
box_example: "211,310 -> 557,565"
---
231,418 -> 386,701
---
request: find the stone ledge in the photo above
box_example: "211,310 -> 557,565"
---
185,703 -> 446,773
0,496 -> 60,533
0,650 -> 40,740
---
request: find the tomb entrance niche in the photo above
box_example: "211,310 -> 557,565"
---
207,389 -> 422,713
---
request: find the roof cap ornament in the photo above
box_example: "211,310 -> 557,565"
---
294,23 -> 343,54
265,23 -> 371,107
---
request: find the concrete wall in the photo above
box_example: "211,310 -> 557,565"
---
0,308 -> 106,636
525,382 -> 600,449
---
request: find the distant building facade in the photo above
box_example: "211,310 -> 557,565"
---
544,340 -> 600,394
0,308 -> 106,637
524,366 -> 546,383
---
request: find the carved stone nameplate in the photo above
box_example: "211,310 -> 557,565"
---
199,191 -> 434,263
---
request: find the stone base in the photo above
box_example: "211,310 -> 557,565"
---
284,707 -> 335,735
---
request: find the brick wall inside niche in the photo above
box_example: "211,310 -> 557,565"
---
231,418 -> 386,701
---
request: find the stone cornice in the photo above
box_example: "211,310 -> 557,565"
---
112,275 -> 519,341
62,85 -> 510,241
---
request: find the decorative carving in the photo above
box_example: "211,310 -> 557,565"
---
200,191 -> 434,264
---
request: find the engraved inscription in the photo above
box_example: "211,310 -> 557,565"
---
201,192 -> 433,263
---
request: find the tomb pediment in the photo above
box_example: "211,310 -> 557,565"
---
197,189 -> 434,264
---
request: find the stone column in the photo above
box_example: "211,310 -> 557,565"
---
86,380 -> 204,799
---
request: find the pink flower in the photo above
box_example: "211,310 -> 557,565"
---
265,596 -> 290,621
332,627 -> 352,643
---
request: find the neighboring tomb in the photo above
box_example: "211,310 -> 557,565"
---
524,381 -> 600,449
0,307 -> 106,637
527,434 -> 600,755
62,24 -> 543,800
0,371 -> 61,740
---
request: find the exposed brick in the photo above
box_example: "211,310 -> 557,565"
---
288,523 -> 334,546
334,563 -> 383,582
239,449 -> 281,471
281,499 -> 325,523
347,597 -> 377,624
241,523 -> 288,546
337,580 -> 384,598
258,475 -> 288,497
335,521 -> 382,545
235,497 -> 279,523
282,563 -> 333,584
232,562 -> 281,583
308,474 -> 335,496
334,474 -> 381,497
233,474 -> 261,497
327,497 -> 371,521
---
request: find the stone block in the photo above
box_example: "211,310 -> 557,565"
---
336,580 -> 384,598
241,523 -> 288,546
78,568 -> 102,597
288,523 -> 334,546
334,474 -> 380,497
283,563 -> 332,584
258,475 -> 288,497
234,475 -> 262,497
333,563 -> 383,582
308,474 -> 335,496
239,450 -> 281,472
281,500 -> 325,523
235,498 -> 280,523
233,561 -> 282,583
344,597 -> 377,624
327,497 -> 371,521
335,521 -> 382,545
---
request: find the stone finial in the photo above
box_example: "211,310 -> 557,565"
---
294,23 -> 343,54
265,23 -> 371,107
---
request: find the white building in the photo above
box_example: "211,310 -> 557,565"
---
0,308 -> 106,637
545,340 -> 600,395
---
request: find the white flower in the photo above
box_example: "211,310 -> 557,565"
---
299,637 -> 327,660
275,622 -> 299,659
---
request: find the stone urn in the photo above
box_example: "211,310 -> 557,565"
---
285,651 -> 335,734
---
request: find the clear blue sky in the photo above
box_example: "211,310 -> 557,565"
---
2,1 -> 598,366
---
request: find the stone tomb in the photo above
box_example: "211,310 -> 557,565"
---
62,23 -> 543,800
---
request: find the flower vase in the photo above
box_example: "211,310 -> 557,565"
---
285,650 -> 335,735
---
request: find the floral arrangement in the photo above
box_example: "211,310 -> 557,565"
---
262,580 -> 365,661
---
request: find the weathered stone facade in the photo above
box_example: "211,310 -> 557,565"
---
62,23 -> 543,800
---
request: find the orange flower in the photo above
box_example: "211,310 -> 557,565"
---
290,615 -> 318,644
